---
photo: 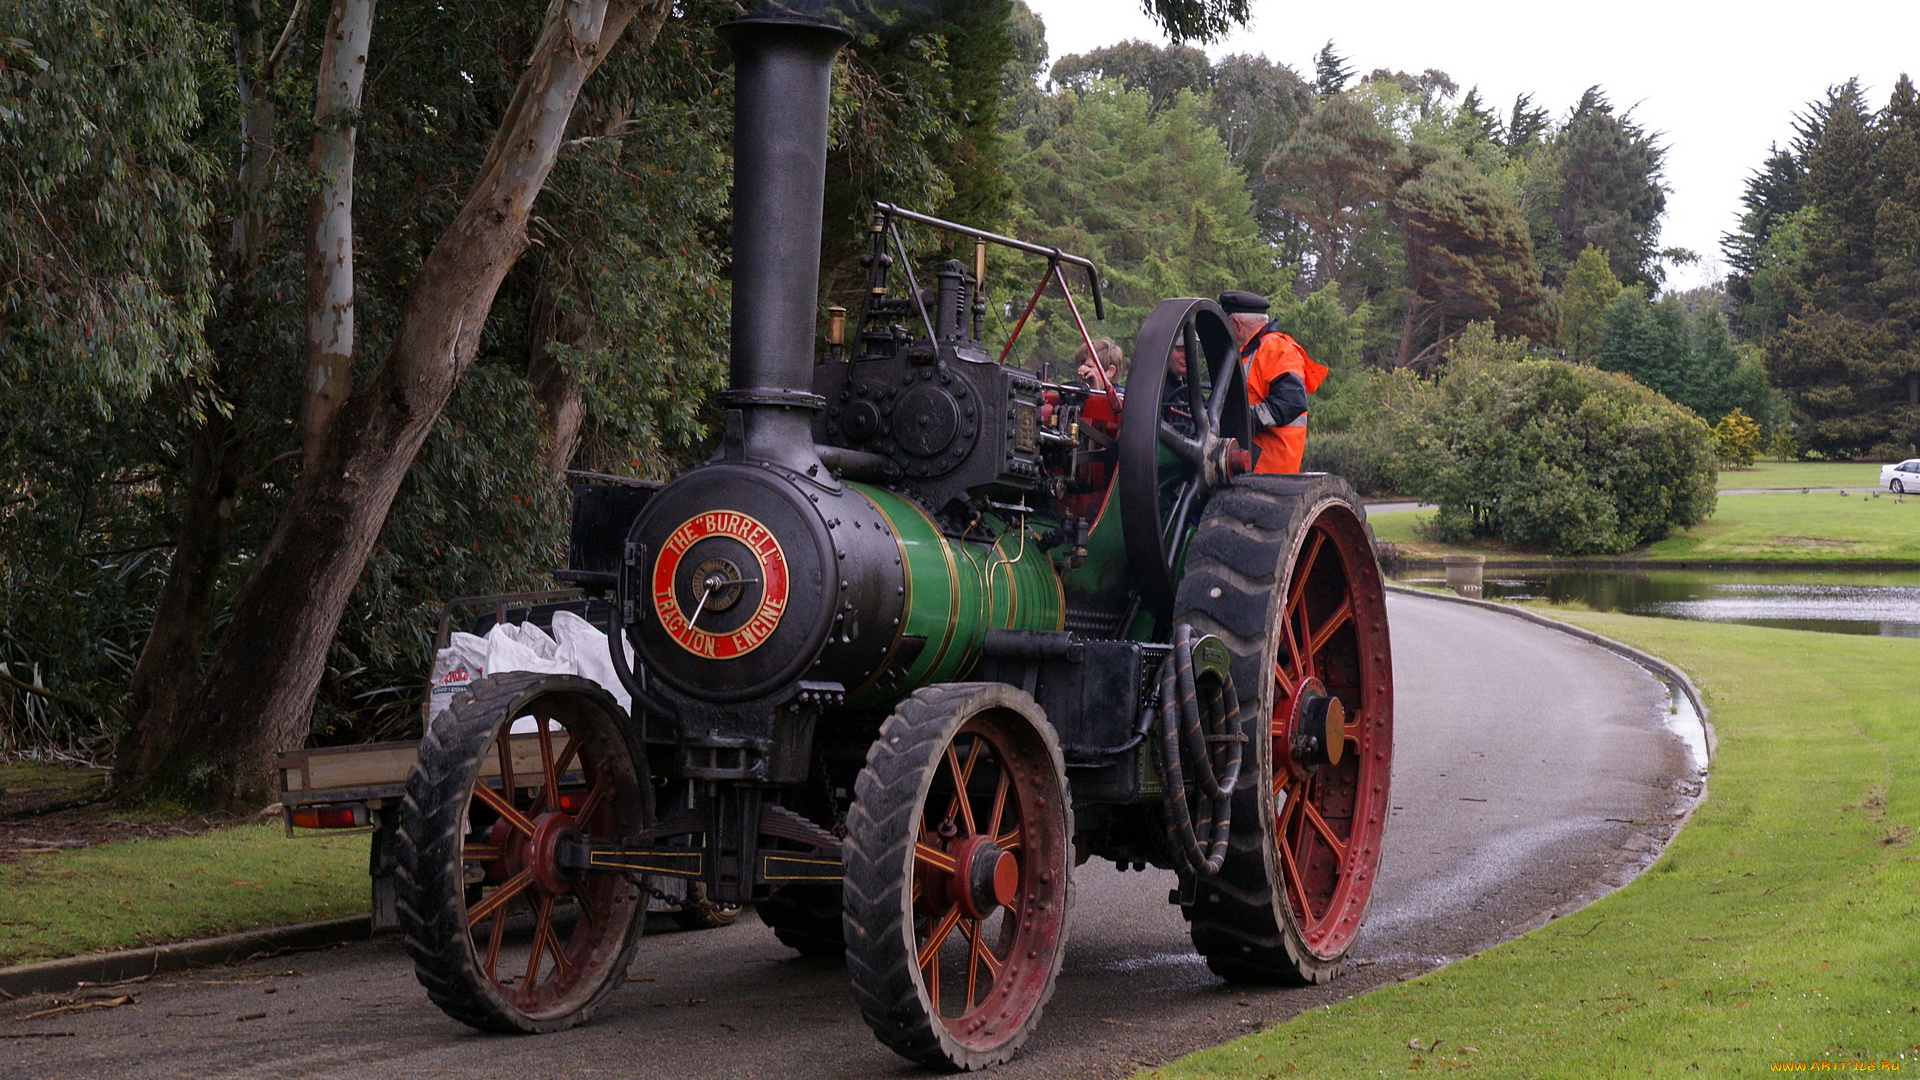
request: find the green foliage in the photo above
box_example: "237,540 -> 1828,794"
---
1731,76 -> 1920,460
1389,145 -> 1553,367
1551,87 -> 1669,288
0,0 -> 216,404
1049,39 -> 1211,117
1710,407 -> 1762,467
1594,288 -> 1780,429
1558,244 -> 1622,362
1312,41 -> 1353,99
1767,424 -> 1802,461
1387,323 -> 1717,555
1002,82 -> 1287,367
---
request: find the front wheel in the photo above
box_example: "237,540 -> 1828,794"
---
1895,479 -> 1906,494
843,683 -> 1073,1070
1172,474 -> 1394,983
398,673 -> 651,1033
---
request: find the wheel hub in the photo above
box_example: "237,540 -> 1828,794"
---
1286,676 -> 1344,772
486,812 -> 579,895
948,834 -> 1018,919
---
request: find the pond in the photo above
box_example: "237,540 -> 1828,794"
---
1385,566 -> 1920,638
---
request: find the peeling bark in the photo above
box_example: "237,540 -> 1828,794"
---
300,0 -> 375,472
127,0 -> 672,810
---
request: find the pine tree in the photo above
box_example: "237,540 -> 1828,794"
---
1799,80 -> 1880,317
1872,74 -> 1920,432
1314,41 -> 1354,99
1553,87 -> 1669,288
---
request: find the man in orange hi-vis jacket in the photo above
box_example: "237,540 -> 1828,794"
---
1220,290 -> 1328,474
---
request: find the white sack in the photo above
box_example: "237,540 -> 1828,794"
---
426,612 -> 631,727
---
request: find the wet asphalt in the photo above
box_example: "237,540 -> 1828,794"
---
0,591 -> 1697,1079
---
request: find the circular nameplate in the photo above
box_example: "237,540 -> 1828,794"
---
651,511 -> 790,659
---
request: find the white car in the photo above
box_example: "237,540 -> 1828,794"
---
1883,459 -> 1920,494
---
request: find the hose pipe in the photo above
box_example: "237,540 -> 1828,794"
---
1155,624 -> 1242,878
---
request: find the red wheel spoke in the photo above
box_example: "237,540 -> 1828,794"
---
1295,602 -> 1316,681
1280,602 -> 1307,682
535,715 -> 561,814
473,782 -> 537,837
1277,834 -> 1316,925
986,769 -> 1010,839
1272,659 -> 1295,700
917,904 -> 965,972
496,735 -> 516,802
523,894 -> 555,996
572,878 -> 601,928
462,843 -> 503,861
994,825 -> 1022,852
1309,598 -> 1352,655
963,917 -> 982,1008
573,775 -> 610,824
482,906 -> 507,979
553,735 -> 582,784
944,739 -> 984,836
961,919 -> 1004,1000
925,932 -> 942,1014
1300,799 -> 1348,861
538,900 -> 572,983
915,841 -> 958,875
1286,530 -> 1326,618
468,867 -> 533,926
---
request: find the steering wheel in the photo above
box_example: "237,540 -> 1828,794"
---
1117,298 -> 1250,626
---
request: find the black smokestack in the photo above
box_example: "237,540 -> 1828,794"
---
717,15 -> 851,469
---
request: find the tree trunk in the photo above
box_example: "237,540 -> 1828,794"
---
115,1 -> 298,792
126,0 -> 670,811
114,412 -> 241,786
525,275 -> 590,474
301,0 -> 374,472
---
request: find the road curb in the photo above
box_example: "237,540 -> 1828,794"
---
0,915 -> 373,999
1384,583 -> 1715,762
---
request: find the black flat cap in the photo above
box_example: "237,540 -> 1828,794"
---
1218,290 -> 1270,315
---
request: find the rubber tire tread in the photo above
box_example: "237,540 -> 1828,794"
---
842,683 -> 1073,1071
1173,474 -> 1364,986
396,672 -> 646,1033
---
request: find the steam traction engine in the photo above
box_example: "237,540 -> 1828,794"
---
397,14 -> 1393,1070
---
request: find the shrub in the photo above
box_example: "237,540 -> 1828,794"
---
1711,408 -> 1761,468
1384,324 -> 1718,555
1302,430 -> 1395,496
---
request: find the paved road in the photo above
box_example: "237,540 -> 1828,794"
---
2,592 -> 1698,1080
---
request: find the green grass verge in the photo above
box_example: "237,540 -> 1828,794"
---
0,822 -> 365,967
0,759 -> 107,805
1717,461 -> 1889,491
1370,490 -> 1920,564
1146,613 -> 1919,1078
1647,492 -> 1920,562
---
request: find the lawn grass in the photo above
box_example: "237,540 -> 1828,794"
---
1369,490 -> 1920,564
1717,460 -> 1889,491
1647,492 -> 1920,562
0,822 -> 365,966
1146,613 -> 1920,1078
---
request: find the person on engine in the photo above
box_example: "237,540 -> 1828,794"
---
1220,290 -> 1327,474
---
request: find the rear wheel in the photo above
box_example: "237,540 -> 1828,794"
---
398,673 -> 651,1032
1172,474 -> 1393,983
759,882 -> 845,957
843,683 -> 1072,1070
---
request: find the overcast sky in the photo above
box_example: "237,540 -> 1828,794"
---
1024,0 -> 1919,294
